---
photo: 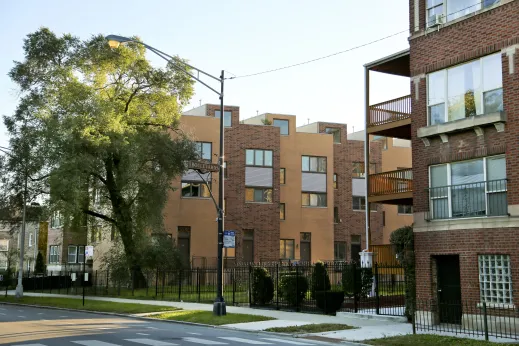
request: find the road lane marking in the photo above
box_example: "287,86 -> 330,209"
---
187,332 -> 201,335
18,309 -> 24,312
38,312 -> 44,315
147,327 -> 159,330
219,337 -> 272,344
136,333 -> 150,335
59,315 -> 69,318
261,338 -> 316,345
18,315 -> 26,318
72,341 -> 122,346
183,337 -> 228,345
126,339 -> 178,345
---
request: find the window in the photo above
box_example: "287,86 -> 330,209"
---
478,255 -> 513,305
334,242 -> 346,261
273,119 -> 289,135
246,187 -> 273,203
181,182 -> 211,198
280,168 -> 286,184
49,245 -> 60,264
195,142 -> 212,161
280,239 -> 295,259
353,196 -> 366,211
302,192 -> 327,207
68,245 -> 77,263
0,239 -> 8,252
29,233 -> 33,247
352,162 -> 378,178
426,0 -> 499,26
302,156 -> 327,173
280,203 -> 285,220
78,246 -> 85,264
398,205 -> 413,214
427,53 -> 503,125
333,173 -> 338,189
334,207 -> 340,223
51,211 -> 63,229
215,110 -> 232,127
325,127 -> 341,143
429,156 -> 507,219
246,149 -> 273,167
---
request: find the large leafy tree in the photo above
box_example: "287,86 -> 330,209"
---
2,28 -> 197,278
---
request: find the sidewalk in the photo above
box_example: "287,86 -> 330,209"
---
5,291 -> 411,342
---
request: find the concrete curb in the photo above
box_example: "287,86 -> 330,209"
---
0,301 -> 371,345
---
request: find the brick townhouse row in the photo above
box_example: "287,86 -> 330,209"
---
365,0 -> 519,325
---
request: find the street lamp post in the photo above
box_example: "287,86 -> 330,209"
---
105,35 -> 227,315
0,145 -> 28,298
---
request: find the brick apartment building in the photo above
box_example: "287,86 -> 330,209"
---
365,0 -> 519,324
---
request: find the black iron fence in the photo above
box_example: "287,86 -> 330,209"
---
426,179 -> 508,220
415,300 -> 519,341
21,262 -> 406,317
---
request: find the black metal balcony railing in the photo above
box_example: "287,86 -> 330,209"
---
369,168 -> 413,196
368,95 -> 411,127
426,179 -> 508,221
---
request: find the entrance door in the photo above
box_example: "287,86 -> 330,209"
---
300,233 -> 311,263
243,230 -> 254,263
177,227 -> 191,268
436,255 -> 462,324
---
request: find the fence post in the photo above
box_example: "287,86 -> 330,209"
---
353,262 -> 358,313
41,272 -> 44,294
483,301 -> 489,341
323,264 -> 328,314
375,263 -> 380,315
49,271 -> 53,294
155,267 -> 159,298
161,271 -> 165,299
412,301 -> 416,335
248,266 -> 252,306
146,271 -> 149,297
178,269 -> 182,301
197,268 -> 200,303
131,269 -> 135,297
232,268 -> 235,306
276,264 -> 279,310
296,265 -> 300,312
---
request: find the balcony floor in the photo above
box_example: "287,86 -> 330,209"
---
369,192 -> 413,206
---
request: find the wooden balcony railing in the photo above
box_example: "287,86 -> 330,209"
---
369,168 -> 413,196
368,95 -> 411,127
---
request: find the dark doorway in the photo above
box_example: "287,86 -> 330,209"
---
243,230 -> 254,263
177,227 -> 191,268
351,235 -> 361,263
300,233 -> 311,262
436,255 -> 462,324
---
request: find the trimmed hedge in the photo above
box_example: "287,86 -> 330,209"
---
279,272 -> 309,307
316,291 -> 345,315
311,261 -> 331,299
251,267 -> 274,305
342,264 -> 373,298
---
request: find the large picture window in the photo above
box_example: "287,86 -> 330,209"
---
429,156 -> 507,220
246,149 -> 273,167
426,0 -> 499,27
302,156 -> 327,173
302,192 -> 327,207
427,53 -> 503,125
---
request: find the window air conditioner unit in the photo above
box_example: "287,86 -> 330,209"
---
427,14 -> 444,28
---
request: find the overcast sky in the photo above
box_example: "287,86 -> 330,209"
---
0,0 -> 410,147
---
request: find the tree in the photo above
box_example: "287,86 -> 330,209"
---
390,225 -> 415,320
2,28 -> 197,285
35,252 -> 46,274
310,261 -> 331,299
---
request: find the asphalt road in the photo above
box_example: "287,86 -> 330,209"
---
0,304 -> 345,346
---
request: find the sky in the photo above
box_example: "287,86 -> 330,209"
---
0,0 -> 410,148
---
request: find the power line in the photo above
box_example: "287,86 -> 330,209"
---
228,0 -> 499,80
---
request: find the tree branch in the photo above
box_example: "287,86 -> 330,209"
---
82,208 -> 116,224
124,84 -> 150,113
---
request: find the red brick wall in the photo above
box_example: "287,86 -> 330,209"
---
415,229 -> 519,303
410,1 -> 519,300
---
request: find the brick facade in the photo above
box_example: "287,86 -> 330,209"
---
409,0 -> 519,301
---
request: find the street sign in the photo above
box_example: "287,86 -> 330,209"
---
223,230 -> 235,248
85,246 -> 94,257
185,160 -> 220,173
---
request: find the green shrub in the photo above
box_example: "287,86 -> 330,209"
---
35,252 -> 46,274
311,261 -> 331,299
251,267 -> 274,305
390,225 -> 415,321
315,291 -> 345,315
342,264 -> 373,298
279,272 -> 309,307
0,267 -> 14,288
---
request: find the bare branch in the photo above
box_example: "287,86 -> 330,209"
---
82,209 -> 116,224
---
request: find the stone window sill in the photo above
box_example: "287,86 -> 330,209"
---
477,302 -> 515,310
417,112 -> 506,143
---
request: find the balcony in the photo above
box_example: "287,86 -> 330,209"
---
367,95 -> 412,140
368,168 -> 413,205
426,179 -> 508,221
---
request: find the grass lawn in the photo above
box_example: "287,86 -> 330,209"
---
153,310 -> 274,326
0,296 -> 178,314
365,334 -> 519,345
265,323 -> 356,334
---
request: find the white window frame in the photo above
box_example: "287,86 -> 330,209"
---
28,233 -> 33,247
68,245 -> 78,263
246,149 -> 273,167
49,245 -> 60,264
425,0 -> 500,27
0,239 -> 9,252
429,155 -> 506,219
478,254 -> 513,306
51,211 -> 63,229
352,196 -> 366,211
427,53 -> 503,126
